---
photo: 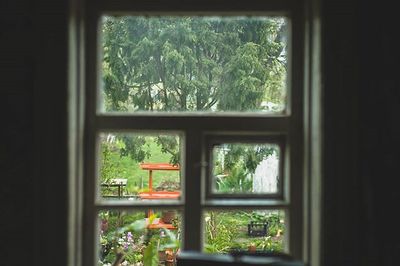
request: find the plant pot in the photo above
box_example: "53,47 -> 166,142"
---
101,219 -> 109,232
165,248 -> 175,265
158,250 -> 166,262
248,244 -> 257,253
161,210 -> 176,224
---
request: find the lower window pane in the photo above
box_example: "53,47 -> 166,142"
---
98,209 -> 182,266
203,210 -> 286,254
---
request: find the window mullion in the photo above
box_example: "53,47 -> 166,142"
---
83,9 -> 100,266
288,2 -> 305,258
183,130 -> 202,251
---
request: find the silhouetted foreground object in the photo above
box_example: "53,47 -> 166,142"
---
176,251 -> 305,266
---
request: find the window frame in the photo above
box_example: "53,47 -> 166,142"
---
73,0 -> 321,265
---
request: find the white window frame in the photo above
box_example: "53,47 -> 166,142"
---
68,0 -> 323,265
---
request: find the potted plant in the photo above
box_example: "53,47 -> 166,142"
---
161,210 -> 176,224
99,211 -> 109,232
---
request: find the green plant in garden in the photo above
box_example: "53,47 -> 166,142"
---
215,165 -> 252,193
99,211 -> 180,266
100,140 -> 123,185
204,211 -> 242,253
100,230 -> 143,264
203,211 -> 285,254
250,236 -> 284,252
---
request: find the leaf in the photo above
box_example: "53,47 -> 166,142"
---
162,228 -> 176,242
159,228 -> 180,250
143,240 -> 159,266
129,219 -> 147,232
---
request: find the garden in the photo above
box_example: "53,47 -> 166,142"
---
98,209 -> 285,266
98,135 -> 285,266
98,15 -> 288,265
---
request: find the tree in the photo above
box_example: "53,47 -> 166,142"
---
101,16 -> 286,169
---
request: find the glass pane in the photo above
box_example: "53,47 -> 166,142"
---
101,16 -> 288,113
98,209 -> 182,266
211,143 -> 281,194
203,210 -> 286,254
98,133 -> 182,202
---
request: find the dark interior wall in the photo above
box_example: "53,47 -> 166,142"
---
358,1 -> 400,265
1,0 -> 35,264
1,0 -> 400,266
322,1 -> 400,265
32,1 -> 69,265
1,0 -> 68,265
321,1 -> 362,265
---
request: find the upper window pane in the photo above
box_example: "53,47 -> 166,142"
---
100,16 -> 288,113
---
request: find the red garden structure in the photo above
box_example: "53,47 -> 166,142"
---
138,163 -> 180,229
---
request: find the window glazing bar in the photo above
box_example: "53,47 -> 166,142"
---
202,199 -> 290,208
96,116 -> 290,132
93,0 -> 292,14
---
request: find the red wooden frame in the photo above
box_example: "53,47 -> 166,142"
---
138,163 -> 181,229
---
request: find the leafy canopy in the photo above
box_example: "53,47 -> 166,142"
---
102,16 -> 286,170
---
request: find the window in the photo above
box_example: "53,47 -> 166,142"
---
77,0 -> 320,265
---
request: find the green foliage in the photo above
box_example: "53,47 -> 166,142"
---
218,43 -> 267,111
205,211 -> 240,253
119,135 -> 150,162
100,140 -> 123,184
214,144 -> 277,193
102,16 -> 286,112
99,211 -> 180,266
249,236 -> 284,252
100,211 -> 284,265
216,166 -> 252,193
99,136 -> 180,194
143,240 -> 159,266
100,17 -> 287,261
204,211 -> 285,254
102,16 -> 286,165
155,135 -> 180,165
220,144 -> 276,174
